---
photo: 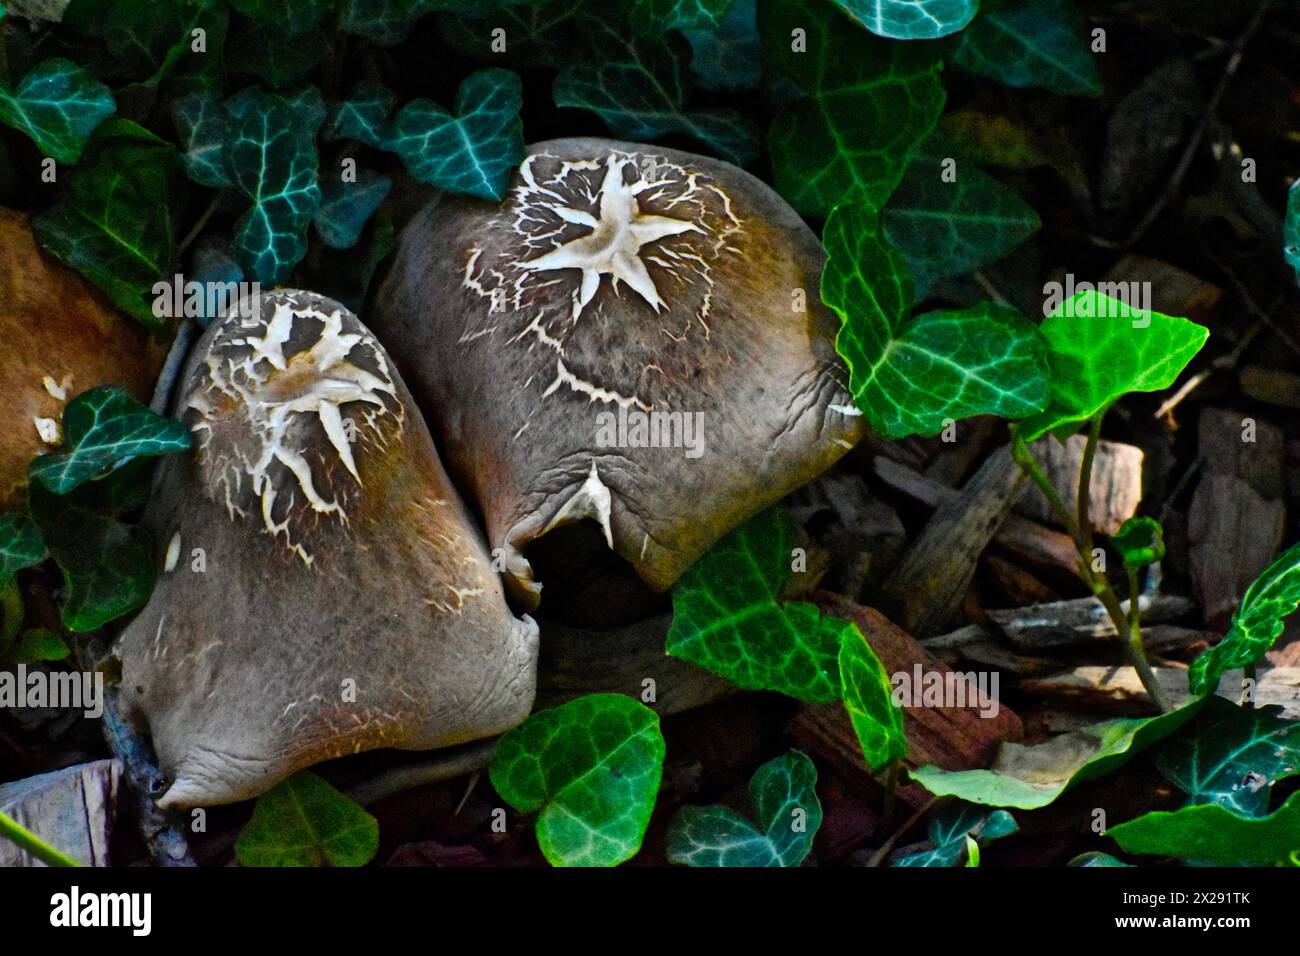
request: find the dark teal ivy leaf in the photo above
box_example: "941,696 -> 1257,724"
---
953,0 -> 1101,96
231,24 -> 327,89
225,89 -> 322,285
665,750 -> 823,867
384,68 -> 523,201
28,464 -> 157,633
172,87 -> 232,187
324,81 -> 396,148
33,126 -> 185,329
229,0 -> 330,35
629,0 -> 732,33
339,0 -> 438,46
682,0 -> 760,92
831,0 -> 978,40
313,168 -> 392,250
28,386 -> 192,495
0,58 -> 115,165
553,22 -> 759,167
103,0 -> 225,89
894,804 -> 1016,867
883,130 -> 1040,298
1285,180 -> 1300,286
0,513 -> 47,593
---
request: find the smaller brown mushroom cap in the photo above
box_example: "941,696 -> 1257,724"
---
115,290 -> 537,808
0,209 -> 165,508
370,139 -> 864,608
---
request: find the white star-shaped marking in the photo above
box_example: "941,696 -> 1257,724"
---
520,154 -> 702,320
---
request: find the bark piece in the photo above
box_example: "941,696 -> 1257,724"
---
1018,665 -> 1300,718
987,593 -> 1195,650
0,759 -> 121,866
1016,434 -> 1144,535
1239,366 -> 1300,410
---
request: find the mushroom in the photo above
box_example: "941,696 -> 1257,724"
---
0,209 -> 165,508
370,138 -> 863,607
114,290 -> 538,808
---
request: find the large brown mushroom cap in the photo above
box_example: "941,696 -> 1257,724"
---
371,138 -> 863,607
115,290 -> 537,808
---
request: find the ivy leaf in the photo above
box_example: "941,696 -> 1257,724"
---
667,508 -> 844,702
0,58 -> 115,165
831,0 -> 978,40
1014,291 -> 1209,443
822,202 -> 1048,439
0,513 -> 47,592
909,700 -> 1206,810
103,0 -> 225,89
489,693 -> 665,868
665,750 -> 822,867
840,624 -> 906,769
12,628 -> 70,664
883,130 -> 1040,298
33,128 -> 185,329
681,0 -> 760,92
1154,697 -> 1300,817
760,0 -> 945,216
324,81 -> 397,148
28,386 -> 192,495
1108,791 -> 1300,866
630,0 -> 732,33
172,88 -> 232,188
232,25 -> 327,89
553,22 -> 759,167
225,89 -> 322,285
953,0 -> 1101,96
1189,541 -> 1300,697
27,466 -> 157,633
1067,851 -> 1131,867
235,771 -> 379,867
893,804 -> 1016,867
313,168 -> 392,250
1285,179 -> 1300,286
1112,516 -> 1164,571
228,0 -> 329,35
339,0 -> 441,46
384,68 -> 523,201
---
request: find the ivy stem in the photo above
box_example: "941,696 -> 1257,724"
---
0,810 -> 82,867
1124,564 -> 1170,711
1077,415 -> 1102,558
880,761 -> 901,833
1011,432 -> 1173,712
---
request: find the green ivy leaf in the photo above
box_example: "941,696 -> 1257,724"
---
667,508 -> 844,702
1154,697 -> 1300,817
0,58 -> 115,165
1112,516 -> 1164,571
953,0 -> 1101,96
489,693 -> 665,868
1108,790 -> 1300,866
553,21 -> 759,167
12,628 -> 70,665
1015,291 -> 1209,443
893,804 -> 1016,867
103,0 -> 225,89
384,68 -> 523,201
681,0 -> 760,92
822,203 -> 1048,439
665,750 -> 822,867
235,771 -> 379,867
324,81 -> 396,148
831,0 -> 978,40
172,88 -> 232,188
229,0 -> 329,35
313,168 -> 392,250
27,466 -> 156,633
232,25 -> 327,89
760,0 -> 945,216
33,128 -> 185,329
883,130 -> 1040,298
909,699 -> 1206,809
0,513 -> 47,592
226,89 -> 322,285
28,387 -> 192,495
630,0 -> 732,33
840,624 -> 906,769
1285,180 -> 1300,286
1189,541 -> 1300,696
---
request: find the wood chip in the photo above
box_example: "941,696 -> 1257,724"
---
987,593 -> 1195,650
1019,665 -> 1300,719
1016,434 -> 1144,535
0,759 -> 121,866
